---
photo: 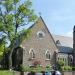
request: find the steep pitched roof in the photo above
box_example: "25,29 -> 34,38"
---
28,16 -> 58,49
52,34 -> 73,53
52,34 -> 73,48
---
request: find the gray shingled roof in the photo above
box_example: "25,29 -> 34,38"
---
52,34 -> 73,53
52,34 -> 73,48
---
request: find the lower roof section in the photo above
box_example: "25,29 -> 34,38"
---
52,34 -> 73,53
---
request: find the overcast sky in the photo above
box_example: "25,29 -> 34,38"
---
30,0 -> 75,37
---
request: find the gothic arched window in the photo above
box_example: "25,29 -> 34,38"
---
29,48 -> 35,59
69,55 -> 73,63
45,50 -> 51,60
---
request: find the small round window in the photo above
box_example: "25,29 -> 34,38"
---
37,31 -> 45,39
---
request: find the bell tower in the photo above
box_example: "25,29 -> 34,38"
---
73,25 -> 75,66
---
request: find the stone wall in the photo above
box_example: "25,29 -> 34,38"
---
62,71 -> 75,75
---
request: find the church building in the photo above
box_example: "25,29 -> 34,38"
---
12,16 -> 74,69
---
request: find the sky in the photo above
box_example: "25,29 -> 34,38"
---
29,0 -> 75,37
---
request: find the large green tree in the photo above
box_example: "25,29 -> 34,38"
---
0,0 -> 37,69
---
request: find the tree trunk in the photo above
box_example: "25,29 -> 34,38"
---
9,48 -> 13,69
8,41 -> 15,69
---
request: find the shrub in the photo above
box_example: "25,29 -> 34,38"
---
72,67 -> 75,71
56,60 -> 65,70
46,65 -> 50,68
19,66 -> 43,72
57,60 -> 65,67
61,66 -> 72,71
45,65 -> 54,72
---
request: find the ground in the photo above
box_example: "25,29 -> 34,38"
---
0,70 -> 15,75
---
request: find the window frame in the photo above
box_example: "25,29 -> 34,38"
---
45,50 -> 51,60
29,48 -> 35,59
37,31 -> 45,39
69,55 -> 73,63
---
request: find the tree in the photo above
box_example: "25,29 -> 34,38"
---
0,0 -> 37,69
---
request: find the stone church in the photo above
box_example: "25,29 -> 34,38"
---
11,16 -> 74,69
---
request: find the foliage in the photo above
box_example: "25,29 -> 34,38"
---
0,45 -> 4,59
57,60 -> 65,67
46,65 -> 50,68
72,67 -> 75,71
56,60 -> 65,70
0,0 -> 37,44
45,65 -> 53,71
20,66 -> 45,72
61,66 -> 72,71
19,29 -> 31,43
20,64 -> 53,72
0,0 -> 37,68
57,60 -> 73,71
0,36 -> 7,60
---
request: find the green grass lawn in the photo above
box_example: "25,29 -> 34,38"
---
0,70 -> 15,75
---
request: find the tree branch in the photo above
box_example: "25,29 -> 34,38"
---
18,22 -> 29,27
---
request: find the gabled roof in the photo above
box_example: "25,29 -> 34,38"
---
28,16 -> 58,49
52,34 -> 73,48
15,16 -> 58,49
52,34 -> 73,53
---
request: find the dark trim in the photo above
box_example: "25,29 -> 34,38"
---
58,52 -> 73,54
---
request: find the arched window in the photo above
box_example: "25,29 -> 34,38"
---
45,50 -> 51,60
29,48 -> 35,59
69,55 -> 73,63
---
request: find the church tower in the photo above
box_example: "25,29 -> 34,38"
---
73,26 -> 75,66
